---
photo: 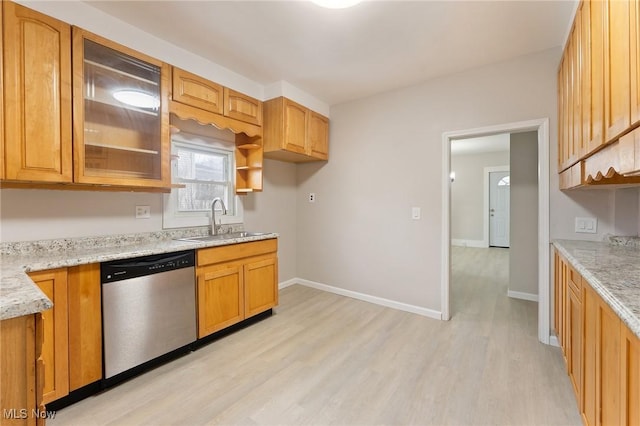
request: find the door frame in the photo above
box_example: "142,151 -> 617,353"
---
485,166 -> 510,248
441,118 -> 550,344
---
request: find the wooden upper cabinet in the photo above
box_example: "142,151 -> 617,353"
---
558,52 -> 569,172
604,0 -> 632,144
169,66 -> 264,194
172,67 -> 223,114
264,97 -> 330,163
572,12 -> 584,163
559,20 -> 581,173
631,0 -> 640,129
1,2 -> 4,181
72,28 -> 170,188
618,126 -> 640,175
223,88 -> 262,126
308,111 -> 329,160
171,67 -> 263,126
283,99 -> 308,155
557,0 -> 640,187
587,0 -> 605,155
3,2 -> 72,183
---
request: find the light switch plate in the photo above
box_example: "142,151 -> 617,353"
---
575,217 -> 597,234
412,207 -> 421,220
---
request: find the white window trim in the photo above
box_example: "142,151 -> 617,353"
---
163,131 -> 243,229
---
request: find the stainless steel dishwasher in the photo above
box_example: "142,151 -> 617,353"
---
101,250 -> 196,384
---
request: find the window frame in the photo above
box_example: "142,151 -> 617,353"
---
162,132 -> 242,229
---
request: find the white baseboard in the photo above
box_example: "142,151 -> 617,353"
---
451,239 -> 486,248
507,290 -> 539,302
278,278 -> 298,290
284,278 -> 442,320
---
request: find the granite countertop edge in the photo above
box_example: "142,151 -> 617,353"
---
553,239 -> 640,340
0,230 -> 278,321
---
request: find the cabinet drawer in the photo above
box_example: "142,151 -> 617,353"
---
568,265 -> 582,299
197,239 -> 277,266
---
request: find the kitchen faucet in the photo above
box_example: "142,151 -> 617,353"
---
211,197 -> 227,235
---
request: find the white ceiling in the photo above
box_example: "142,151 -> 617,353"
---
451,133 -> 510,155
85,0 -> 576,106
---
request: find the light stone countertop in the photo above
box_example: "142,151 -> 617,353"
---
0,228 -> 277,321
553,239 -> 640,340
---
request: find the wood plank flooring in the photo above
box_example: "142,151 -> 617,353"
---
49,247 -> 581,425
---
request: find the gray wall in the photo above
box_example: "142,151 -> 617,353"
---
451,150 -> 509,243
243,159 -> 298,281
296,48 -> 566,312
0,159 -> 299,282
509,131 -> 538,296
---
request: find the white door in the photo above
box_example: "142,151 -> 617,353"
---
489,171 -> 510,248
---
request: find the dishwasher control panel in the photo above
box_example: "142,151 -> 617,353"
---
101,250 -> 195,283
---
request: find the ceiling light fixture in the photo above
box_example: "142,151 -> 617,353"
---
310,0 -> 362,9
112,90 -> 160,109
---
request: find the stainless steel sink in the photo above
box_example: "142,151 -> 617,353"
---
175,232 -> 267,243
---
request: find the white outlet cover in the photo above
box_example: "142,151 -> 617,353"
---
135,205 -> 151,219
575,217 -> 597,234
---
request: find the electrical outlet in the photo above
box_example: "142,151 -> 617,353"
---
575,217 -> 597,234
308,193 -> 316,203
135,205 -> 151,219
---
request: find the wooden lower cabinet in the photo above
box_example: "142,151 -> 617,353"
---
28,269 -> 69,405
67,264 -> 102,391
26,264 -> 102,409
598,297 -> 622,426
582,282 -> 597,426
0,314 -> 44,426
197,264 -> 244,337
244,256 -> 278,319
583,279 -> 639,426
554,252 -> 567,358
555,248 -> 639,426
196,239 -> 278,339
567,281 -> 582,401
621,325 -> 640,426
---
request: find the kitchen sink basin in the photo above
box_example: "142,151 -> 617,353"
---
175,232 -> 267,243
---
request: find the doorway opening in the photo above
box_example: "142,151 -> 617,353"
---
489,169 -> 511,248
441,118 -> 550,344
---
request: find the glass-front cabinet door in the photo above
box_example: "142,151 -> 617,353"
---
73,29 -> 170,188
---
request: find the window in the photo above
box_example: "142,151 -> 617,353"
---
163,132 -> 241,228
498,176 -> 510,186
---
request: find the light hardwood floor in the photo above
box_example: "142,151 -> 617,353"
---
49,247 -> 580,425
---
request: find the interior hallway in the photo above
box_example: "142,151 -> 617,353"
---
49,247 -> 580,425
